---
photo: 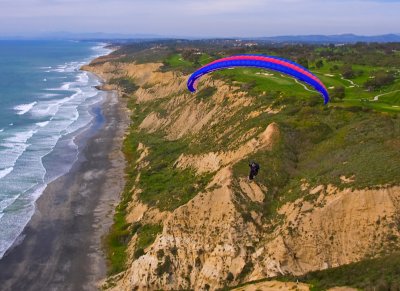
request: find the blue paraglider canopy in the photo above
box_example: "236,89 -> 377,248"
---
187,54 -> 329,104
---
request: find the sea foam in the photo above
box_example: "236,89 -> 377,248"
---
14,102 -> 37,115
0,167 -> 13,179
0,41 -> 110,261
36,121 -> 49,127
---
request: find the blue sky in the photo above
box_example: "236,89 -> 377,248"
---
0,0 -> 399,37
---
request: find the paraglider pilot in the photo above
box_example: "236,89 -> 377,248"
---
248,161 -> 260,180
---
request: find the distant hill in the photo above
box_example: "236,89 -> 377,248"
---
1,32 -> 400,43
252,33 -> 400,43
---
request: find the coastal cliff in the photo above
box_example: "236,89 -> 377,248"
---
84,46 -> 400,290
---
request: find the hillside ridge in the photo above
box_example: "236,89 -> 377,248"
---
84,43 -> 400,290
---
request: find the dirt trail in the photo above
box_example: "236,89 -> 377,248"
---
373,89 -> 400,101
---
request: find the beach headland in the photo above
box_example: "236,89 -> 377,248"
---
0,73 -> 128,290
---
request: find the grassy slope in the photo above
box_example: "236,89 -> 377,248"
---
105,96 -> 213,275
102,43 -> 400,288
216,62 -> 400,112
227,253 -> 400,291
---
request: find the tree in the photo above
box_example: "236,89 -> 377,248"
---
182,49 -> 200,64
330,64 -> 339,72
316,59 -> 324,69
331,86 -> 346,101
297,57 -> 309,69
364,70 -> 395,91
341,65 -> 355,79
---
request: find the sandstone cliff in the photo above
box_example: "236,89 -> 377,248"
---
86,58 -> 400,291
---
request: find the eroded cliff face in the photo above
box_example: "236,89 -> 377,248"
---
250,185 -> 400,278
86,60 -> 400,290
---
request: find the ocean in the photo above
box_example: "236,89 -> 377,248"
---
0,40 -> 110,259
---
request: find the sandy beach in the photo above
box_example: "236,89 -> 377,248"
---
0,86 -> 128,290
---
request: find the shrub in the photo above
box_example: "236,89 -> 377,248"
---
131,222 -> 142,235
331,86 -> 346,101
156,256 -> 172,277
109,77 -> 139,94
364,70 -> 395,90
341,65 -> 355,79
136,224 -> 163,250
237,262 -> 254,281
134,248 -> 145,259
227,272 -> 235,282
157,249 -> 165,260
196,87 -> 217,101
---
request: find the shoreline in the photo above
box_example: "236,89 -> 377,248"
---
0,75 -> 128,290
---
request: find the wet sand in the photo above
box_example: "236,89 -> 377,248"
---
0,89 -> 128,290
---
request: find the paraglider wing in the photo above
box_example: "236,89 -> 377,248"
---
187,55 -> 329,104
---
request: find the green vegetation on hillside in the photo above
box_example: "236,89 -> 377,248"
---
128,131 -> 212,211
109,77 -> 139,95
232,100 -> 399,224
151,40 -> 400,112
228,253 -> 400,291
104,94 -> 212,275
165,53 -> 193,68
134,224 -> 163,259
298,253 -> 400,290
102,40 -> 400,284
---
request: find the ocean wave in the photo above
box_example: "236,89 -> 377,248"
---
0,167 -> 13,179
3,129 -> 37,146
47,83 -> 73,91
0,133 -> 36,174
47,81 -> 76,92
52,61 -> 86,73
90,43 -> 113,58
40,93 -> 60,99
0,184 -> 46,259
31,90 -> 82,118
91,43 -> 107,51
52,64 -> 67,73
36,121 -> 49,127
14,102 -> 37,115
0,129 -> 38,169
77,72 -> 89,83
0,42 -> 109,260
0,196 -> 18,215
61,83 -> 71,90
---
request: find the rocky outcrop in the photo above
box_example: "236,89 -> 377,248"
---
232,280 -> 310,291
231,280 -> 357,291
119,167 -> 259,290
116,172 -> 400,291
175,122 -> 280,174
250,185 -> 400,279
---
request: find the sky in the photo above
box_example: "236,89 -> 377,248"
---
0,0 -> 399,37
